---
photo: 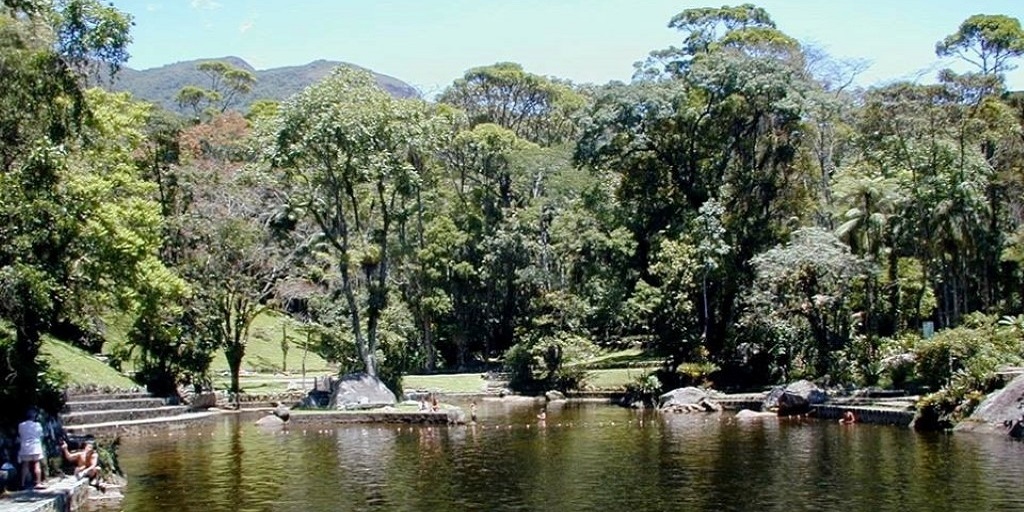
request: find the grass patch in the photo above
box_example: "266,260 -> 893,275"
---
585,368 -> 656,391
403,373 -> 488,394
577,348 -> 662,369
42,337 -> 136,390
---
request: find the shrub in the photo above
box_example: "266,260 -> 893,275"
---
504,333 -> 596,393
623,372 -> 662,407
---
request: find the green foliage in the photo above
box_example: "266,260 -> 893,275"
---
936,14 -> 1024,75
438,62 -> 585,146
900,314 -> 1024,428
274,66 -> 439,378
504,332 -> 595,393
741,228 -> 867,383
623,372 -> 662,407
911,314 -> 1021,392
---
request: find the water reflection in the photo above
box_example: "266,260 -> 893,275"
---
117,403 -> 1024,512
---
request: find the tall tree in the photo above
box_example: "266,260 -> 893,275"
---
273,67 -> 438,377
176,60 -> 256,119
936,14 -> 1024,76
438,62 -> 585,146
0,0 -> 133,410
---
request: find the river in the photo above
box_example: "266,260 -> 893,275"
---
117,399 -> 1024,511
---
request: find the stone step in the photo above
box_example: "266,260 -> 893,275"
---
63,411 -> 221,437
60,406 -> 189,426
64,391 -> 151,402
64,397 -> 168,413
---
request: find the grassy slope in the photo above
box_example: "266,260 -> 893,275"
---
207,311 -> 333,374
42,310 -> 334,391
42,337 -> 137,390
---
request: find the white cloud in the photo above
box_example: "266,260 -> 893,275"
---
190,0 -> 221,10
239,20 -> 254,34
146,3 -> 162,11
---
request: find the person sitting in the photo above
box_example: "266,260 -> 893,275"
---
17,409 -> 45,490
839,410 -> 857,425
60,439 -> 101,487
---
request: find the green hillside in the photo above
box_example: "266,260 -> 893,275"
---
42,338 -> 136,390
107,56 -> 419,115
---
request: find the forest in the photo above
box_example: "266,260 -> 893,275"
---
3,0 -> 1024,429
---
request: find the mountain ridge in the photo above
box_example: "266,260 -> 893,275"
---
107,56 -> 420,114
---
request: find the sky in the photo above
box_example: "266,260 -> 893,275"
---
115,0 -> 1024,95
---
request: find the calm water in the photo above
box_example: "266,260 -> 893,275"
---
117,400 -> 1024,512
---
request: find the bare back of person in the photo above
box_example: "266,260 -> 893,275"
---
61,441 -> 100,482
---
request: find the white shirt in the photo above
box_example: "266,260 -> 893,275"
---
18,420 -> 43,457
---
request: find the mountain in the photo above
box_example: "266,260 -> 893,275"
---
106,56 -> 420,114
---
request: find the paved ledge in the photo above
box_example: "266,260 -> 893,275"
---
283,410 -> 459,425
810,404 -> 915,426
63,411 -> 222,437
0,477 -> 89,512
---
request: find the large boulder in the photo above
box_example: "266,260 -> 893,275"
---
255,414 -> 286,428
763,380 -> 828,415
659,387 -> 723,413
954,373 -> 1024,437
329,372 -> 397,410
776,391 -> 810,416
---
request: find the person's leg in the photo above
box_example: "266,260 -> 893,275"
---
21,460 -> 30,488
32,460 -> 42,488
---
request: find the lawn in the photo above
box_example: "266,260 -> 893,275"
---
585,368 -> 654,390
402,373 -> 489,393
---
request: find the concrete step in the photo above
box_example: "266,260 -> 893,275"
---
65,391 -> 151,402
60,406 -> 189,426
64,397 -> 167,413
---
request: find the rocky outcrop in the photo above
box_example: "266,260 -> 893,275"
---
659,387 -> 723,413
954,374 -> 1024,437
328,373 -> 397,410
735,409 -> 777,420
545,390 -> 566,401
763,380 -> 827,416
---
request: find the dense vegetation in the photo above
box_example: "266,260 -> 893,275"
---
4,1 -> 1024,428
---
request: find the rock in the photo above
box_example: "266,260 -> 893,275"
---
763,380 -> 828,413
328,372 -> 397,410
188,392 -> 217,411
736,409 -> 777,420
273,403 -> 291,422
545,390 -> 566,401
658,387 -> 722,413
255,414 -> 285,428
776,391 -> 810,416
954,373 -> 1024,437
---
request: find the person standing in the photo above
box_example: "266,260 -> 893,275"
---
17,409 -> 45,490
